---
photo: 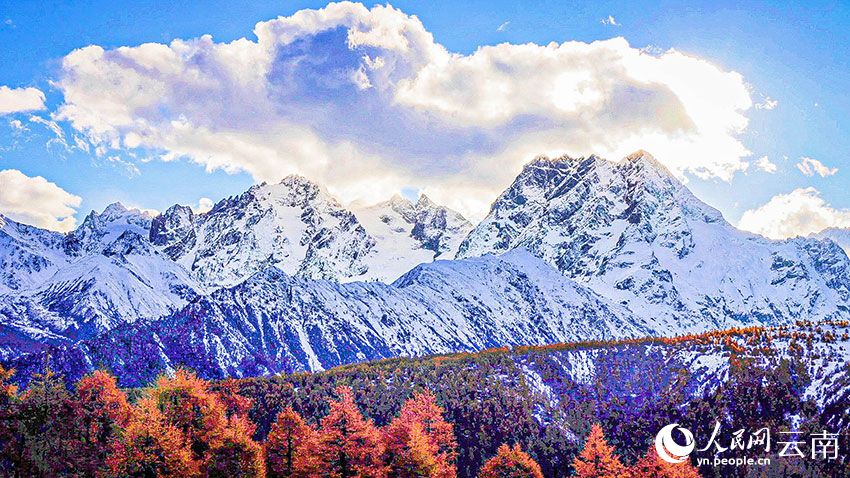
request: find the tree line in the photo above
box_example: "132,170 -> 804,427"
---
0,366 -> 704,477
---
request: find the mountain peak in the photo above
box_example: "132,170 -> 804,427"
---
623,149 -> 655,161
100,202 -> 128,218
416,194 -> 436,210
618,149 -> 675,178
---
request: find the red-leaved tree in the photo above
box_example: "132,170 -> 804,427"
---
309,386 -> 387,478
477,443 -> 543,478
383,390 -> 457,478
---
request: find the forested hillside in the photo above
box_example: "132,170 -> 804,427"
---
2,321 -> 848,477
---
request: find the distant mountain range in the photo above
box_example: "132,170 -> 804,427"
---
3,150 -> 850,385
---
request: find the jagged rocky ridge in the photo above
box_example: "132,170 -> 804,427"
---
0,177 -> 474,359
3,151 -> 850,379
458,151 -> 850,333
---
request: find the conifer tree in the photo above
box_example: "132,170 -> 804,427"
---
0,365 -> 20,475
15,370 -> 78,476
203,416 -> 266,478
383,391 -> 457,478
477,443 -> 543,478
266,407 -> 313,478
572,424 -> 626,478
105,397 -> 198,478
148,369 -> 228,463
312,386 -> 387,478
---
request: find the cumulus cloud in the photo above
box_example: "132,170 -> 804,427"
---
54,2 -> 755,219
0,86 -> 46,114
796,156 -> 837,177
194,197 -> 214,214
601,16 -> 621,26
754,155 -> 776,173
738,187 -> 850,240
0,169 -> 82,232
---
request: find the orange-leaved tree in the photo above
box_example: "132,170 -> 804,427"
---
572,424 -> 626,478
202,415 -> 266,478
383,390 -> 457,478
477,443 -> 543,478
266,406 -> 314,478
311,385 -> 387,478
148,369 -> 229,463
628,449 -> 702,478
73,370 -> 133,476
105,396 -> 198,478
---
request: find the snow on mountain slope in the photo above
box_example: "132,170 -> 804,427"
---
457,151 -> 850,333
151,176 -> 474,285
0,215 -> 70,294
0,205 -> 203,353
8,250 -> 648,385
151,175 -> 378,286
352,194 -> 474,282
68,202 -> 154,254
809,227 -> 850,256
22,230 -> 202,340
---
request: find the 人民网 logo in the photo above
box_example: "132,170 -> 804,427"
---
655,423 -> 695,463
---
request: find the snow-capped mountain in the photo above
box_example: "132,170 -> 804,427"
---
68,202 -> 154,254
150,175 -> 377,285
457,151 -> 850,332
0,178 -> 474,358
809,227 -> 850,256
0,215 -> 69,295
5,150 -> 850,382
352,194 -> 473,282
0,204 -> 203,355
6,250 -> 646,385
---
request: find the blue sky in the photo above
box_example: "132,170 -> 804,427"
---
0,0 -> 847,238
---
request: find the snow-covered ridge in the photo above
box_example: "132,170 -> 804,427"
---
458,151 -> 850,334
4,150 -> 850,378
0,177 -> 473,357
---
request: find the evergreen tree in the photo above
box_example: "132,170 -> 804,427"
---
15,370 -> 78,477
477,443 -> 543,478
572,424 -> 626,478
0,365 -> 20,476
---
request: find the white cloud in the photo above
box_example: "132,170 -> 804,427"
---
0,86 -> 46,114
54,2 -> 755,219
796,156 -> 837,177
738,188 -> 850,240
194,197 -> 214,214
105,155 -> 141,177
601,16 -> 621,26
0,169 -> 82,232
27,115 -> 69,150
754,155 -> 777,173
497,21 -> 510,31
8,119 -> 26,132
754,96 -> 777,110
